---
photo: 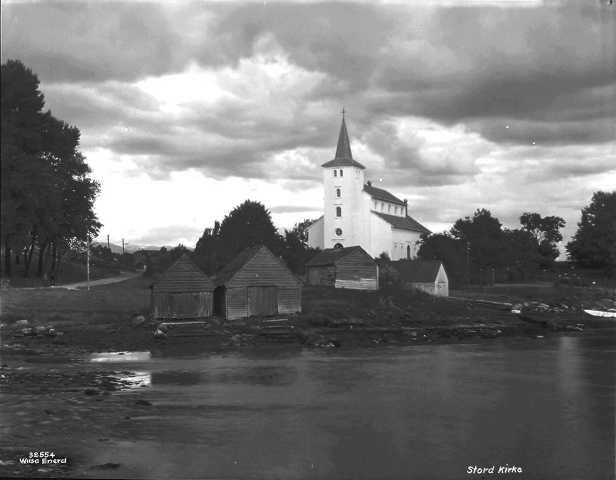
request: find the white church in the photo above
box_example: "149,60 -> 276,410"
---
306,115 -> 430,260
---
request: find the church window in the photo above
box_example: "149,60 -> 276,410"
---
335,228 -> 342,236
340,169 -> 343,177
388,204 -> 391,213
334,170 -> 337,177
336,188 -> 341,198
381,202 -> 384,211
394,206 -> 398,215
336,206 -> 342,217
374,200 -> 378,209
407,245 -> 411,259
334,243 -> 343,249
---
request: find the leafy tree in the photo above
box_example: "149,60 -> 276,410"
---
450,209 -> 503,274
418,232 -> 468,287
218,200 -> 282,255
194,200 -> 283,274
1,59 -> 100,279
281,219 -> 318,274
567,191 -> 616,275
520,212 -> 565,267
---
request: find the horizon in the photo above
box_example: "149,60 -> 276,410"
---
2,1 -> 614,251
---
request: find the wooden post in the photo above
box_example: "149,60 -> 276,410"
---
86,236 -> 90,291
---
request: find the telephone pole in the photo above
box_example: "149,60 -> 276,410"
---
122,238 -> 125,255
107,234 -> 110,250
86,235 -> 91,291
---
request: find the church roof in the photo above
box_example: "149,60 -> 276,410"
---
392,260 -> 444,283
321,116 -> 366,170
373,212 -> 431,235
364,183 -> 405,206
152,254 -> 214,293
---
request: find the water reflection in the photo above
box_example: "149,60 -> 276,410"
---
90,351 -> 151,363
113,370 -> 151,390
151,371 -> 202,386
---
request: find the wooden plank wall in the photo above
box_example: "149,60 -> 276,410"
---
307,266 -> 336,286
153,292 -> 212,319
225,286 -> 248,320
247,286 -> 278,316
278,287 -> 301,314
335,278 -> 378,290
335,249 -> 378,290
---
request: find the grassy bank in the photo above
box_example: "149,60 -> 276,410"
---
1,280 -> 614,355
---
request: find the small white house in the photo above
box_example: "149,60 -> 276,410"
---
393,260 -> 449,297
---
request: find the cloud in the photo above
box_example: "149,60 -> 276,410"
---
2,1 -> 614,247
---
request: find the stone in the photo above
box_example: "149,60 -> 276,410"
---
135,399 -> 152,406
15,319 -> 30,327
131,315 -> 146,327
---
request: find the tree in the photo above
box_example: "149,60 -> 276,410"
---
567,191 -> 616,275
281,219 -> 317,274
194,200 -> 283,274
1,59 -> 100,279
218,200 -> 283,256
450,209 -> 504,277
520,212 -> 565,267
418,232 -> 468,287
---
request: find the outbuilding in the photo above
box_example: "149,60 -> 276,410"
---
305,246 -> 378,290
151,254 -> 215,320
392,259 -> 449,297
213,245 -> 302,320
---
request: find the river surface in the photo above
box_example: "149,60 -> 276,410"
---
1,331 -> 615,479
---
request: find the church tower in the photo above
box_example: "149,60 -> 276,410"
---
320,113 -> 366,249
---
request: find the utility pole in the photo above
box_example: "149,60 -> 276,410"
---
107,234 -> 110,250
466,240 -> 471,287
86,235 -> 91,291
122,238 -> 125,255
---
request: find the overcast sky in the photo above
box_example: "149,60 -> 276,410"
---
2,0 -> 615,250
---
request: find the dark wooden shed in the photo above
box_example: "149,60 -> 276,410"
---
213,245 -> 302,320
151,254 -> 215,320
305,246 -> 378,290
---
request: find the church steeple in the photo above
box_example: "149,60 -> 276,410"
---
335,112 -> 353,160
321,111 -> 366,169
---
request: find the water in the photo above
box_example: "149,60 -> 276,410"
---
2,332 -> 615,479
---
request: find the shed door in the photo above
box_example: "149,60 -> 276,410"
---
247,286 -> 278,316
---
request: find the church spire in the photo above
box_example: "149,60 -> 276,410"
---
321,110 -> 365,169
335,111 -> 353,160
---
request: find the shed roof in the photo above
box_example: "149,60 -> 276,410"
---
373,212 -> 431,235
364,184 -> 405,206
213,245 -> 301,287
393,260 -> 444,283
305,245 -> 372,267
152,254 -> 214,293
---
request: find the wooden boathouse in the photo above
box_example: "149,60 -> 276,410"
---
213,245 -> 302,320
151,254 -> 215,320
305,246 -> 378,290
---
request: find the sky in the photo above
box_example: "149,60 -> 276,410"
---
2,0 -> 615,252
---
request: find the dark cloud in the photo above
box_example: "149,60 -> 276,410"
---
2,1 -> 614,190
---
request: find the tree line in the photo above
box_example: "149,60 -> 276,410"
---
1,60 -> 100,279
417,209 -> 565,287
418,191 -> 616,287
